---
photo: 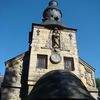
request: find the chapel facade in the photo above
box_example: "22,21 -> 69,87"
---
1,0 -> 98,100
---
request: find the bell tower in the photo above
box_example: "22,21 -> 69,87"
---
28,0 -> 80,93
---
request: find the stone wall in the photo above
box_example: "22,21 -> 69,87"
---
1,51 -> 30,100
28,25 -> 80,93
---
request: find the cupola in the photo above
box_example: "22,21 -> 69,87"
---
43,0 -> 62,22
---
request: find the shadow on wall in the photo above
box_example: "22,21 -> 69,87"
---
28,70 -> 95,100
20,51 -> 30,100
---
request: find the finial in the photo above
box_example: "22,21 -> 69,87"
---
49,0 -> 58,6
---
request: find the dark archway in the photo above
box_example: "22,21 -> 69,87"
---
28,70 -> 95,100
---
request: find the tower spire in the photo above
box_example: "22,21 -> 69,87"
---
42,0 -> 62,23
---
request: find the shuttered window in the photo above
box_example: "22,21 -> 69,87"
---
37,55 -> 47,69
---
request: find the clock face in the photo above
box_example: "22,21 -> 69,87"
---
50,53 -> 61,64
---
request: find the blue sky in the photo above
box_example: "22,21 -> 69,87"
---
0,0 -> 100,78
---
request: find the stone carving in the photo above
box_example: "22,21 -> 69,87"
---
52,33 -> 60,48
85,70 -> 95,87
42,29 -> 70,52
69,33 -> 73,40
36,29 -> 40,36
52,28 -> 60,49
43,28 -> 61,50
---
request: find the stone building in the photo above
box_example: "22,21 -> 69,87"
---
1,0 -> 98,100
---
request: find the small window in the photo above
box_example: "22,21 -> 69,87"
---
64,57 -> 74,71
37,55 -> 47,69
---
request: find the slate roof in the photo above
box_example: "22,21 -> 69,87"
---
28,70 -> 95,100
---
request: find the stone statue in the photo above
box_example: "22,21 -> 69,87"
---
52,28 -> 60,48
